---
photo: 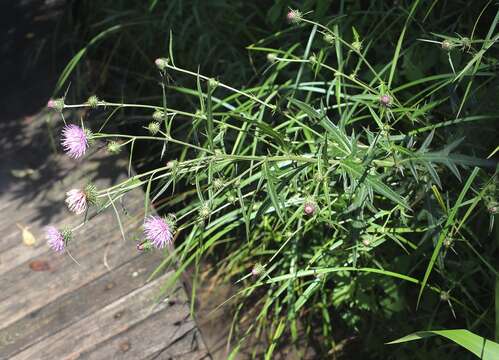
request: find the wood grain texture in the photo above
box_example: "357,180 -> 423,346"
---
10,272 -> 192,360
0,109 -> 208,359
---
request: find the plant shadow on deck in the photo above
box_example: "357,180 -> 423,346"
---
0,0 -> 127,228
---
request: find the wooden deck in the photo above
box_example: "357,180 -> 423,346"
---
0,110 -> 209,359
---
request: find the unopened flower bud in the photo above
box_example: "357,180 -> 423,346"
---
213,178 -> 225,191
286,9 -> 302,24
252,263 -> 265,276
152,110 -> 164,121
323,33 -> 335,44
199,204 -> 211,219
267,53 -> 278,63
379,94 -> 392,107
440,291 -> 450,302
107,141 -> 122,154
155,58 -> 169,71
47,98 -> 65,112
441,40 -> 454,51
87,95 -> 100,109
136,240 -> 153,252
304,200 -> 317,216
208,78 -> 218,89
147,121 -> 160,135
352,41 -> 362,52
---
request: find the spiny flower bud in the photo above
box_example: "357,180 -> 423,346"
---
441,40 -> 454,51
286,9 -> 302,24
107,141 -> 122,154
147,121 -> 161,135
487,200 -> 498,214
199,204 -> 211,219
136,240 -> 153,252
440,291 -> 450,302
152,110 -> 164,121
323,33 -> 335,44
47,98 -> 65,112
86,95 -> 100,109
443,237 -> 453,248
251,263 -> 265,276
352,40 -> 362,52
213,177 -> 225,191
313,172 -> 325,183
267,53 -> 278,63
379,94 -> 392,107
303,199 -> 317,216
309,55 -> 317,64
208,78 -> 218,89
155,58 -> 169,71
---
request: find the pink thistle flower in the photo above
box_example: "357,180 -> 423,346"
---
65,189 -> 87,214
61,124 -> 90,159
143,215 -> 173,249
46,226 -> 66,253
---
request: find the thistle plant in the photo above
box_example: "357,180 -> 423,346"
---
50,1 -> 498,358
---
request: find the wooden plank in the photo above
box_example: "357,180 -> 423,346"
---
10,272 -> 196,360
77,304 -> 209,360
0,195 -> 143,328
0,187 -> 142,275
0,252 -> 164,358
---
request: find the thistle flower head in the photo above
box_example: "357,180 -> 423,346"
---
61,124 -> 91,159
65,189 -> 87,214
266,53 -> 278,63
251,263 -> 265,276
143,215 -> 174,249
212,177 -> 225,191
440,291 -> 450,302
323,33 -> 335,44
351,40 -> 363,52
199,204 -> 211,219
152,110 -> 164,121
147,121 -> 161,135
155,58 -> 169,71
441,40 -> 454,51
86,95 -> 100,108
47,98 -> 65,112
107,141 -> 122,154
208,78 -> 219,89
136,240 -> 153,252
379,94 -> 392,107
286,9 -> 302,24
46,226 -> 71,253
303,199 -> 317,216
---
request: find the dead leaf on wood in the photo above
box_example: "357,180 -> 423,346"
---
29,260 -> 51,271
16,223 -> 36,246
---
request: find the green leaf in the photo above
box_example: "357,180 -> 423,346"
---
341,160 -> 410,210
54,25 -> 123,94
416,167 -> 480,306
388,329 -> 499,359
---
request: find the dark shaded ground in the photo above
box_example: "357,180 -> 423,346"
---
0,0 -> 66,120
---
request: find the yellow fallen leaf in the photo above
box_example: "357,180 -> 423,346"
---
16,223 -> 36,246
